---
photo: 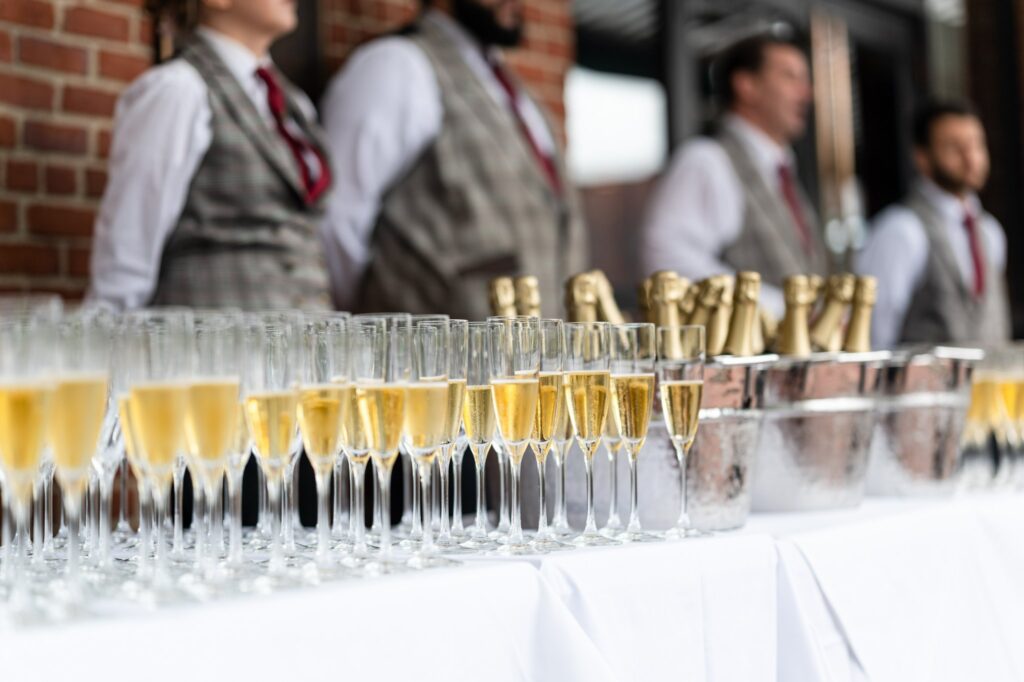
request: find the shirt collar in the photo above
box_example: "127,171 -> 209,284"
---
196,26 -> 273,85
917,177 -> 983,223
723,112 -> 796,177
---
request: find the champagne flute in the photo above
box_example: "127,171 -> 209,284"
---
0,307 -> 56,604
297,313 -> 350,569
658,325 -> 705,539
243,312 -> 300,575
601,416 -> 624,536
352,315 -> 410,568
610,323 -> 657,542
184,310 -> 243,577
405,318 -> 450,567
564,321 -> 617,547
460,323 -> 498,550
51,308 -> 112,593
530,319 -> 567,551
436,319 -> 467,550
123,308 -> 194,587
488,317 -> 541,555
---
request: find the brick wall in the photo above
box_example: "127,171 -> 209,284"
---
0,0 -> 575,300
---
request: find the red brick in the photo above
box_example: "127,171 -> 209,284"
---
68,247 -> 91,277
0,117 -> 15,148
0,29 -> 11,62
27,204 -> 95,237
0,72 -> 54,110
96,129 -> 112,158
85,168 -> 107,198
0,201 -> 16,232
44,165 -> 77,195
24,121 -> 88,155
64,6 -> 130,41
0,244 -> 60,275
137,15 -> 153,44
99,49 -> 149,82
17,36 -> 89,75
0,0 -> 55,29
63,85 -> 118,117
6,160 -> 39,192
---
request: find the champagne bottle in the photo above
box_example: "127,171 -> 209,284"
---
688,277 -> 726,329
590,270 -> 626,324
724,272 -> 761,357
489,277 -> 517,317
707,275 -> 734,356
678,280 -> 697,323
650,270 -> 685,359
638,277 -> 654,323
565,273 -> 599,322
842,276 -> 877,353
808,274 -> 825,314
513,275 -> 541,317
809,274 -> 855,353
775,275 -> 814,358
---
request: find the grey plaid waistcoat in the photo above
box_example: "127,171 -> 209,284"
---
898,187 -> 1010,345
357,16 -> 588,320
718,127 -> 829,288
150,36 -> 331,311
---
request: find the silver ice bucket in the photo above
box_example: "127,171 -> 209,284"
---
559,355 -> 773,532
750,351 -> 889,512
865,346 -> 981,497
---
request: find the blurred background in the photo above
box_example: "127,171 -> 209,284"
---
0,0 -> 1021,329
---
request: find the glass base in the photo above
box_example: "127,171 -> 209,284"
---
617,529 -> 662,543
407,553 -> 458,569
664,526 -> 711,540
460,535 -> 498,551
531,536 -> 572,552
572,531 -> 621,547
492,541 -> 545,556
600,523 -> 623,538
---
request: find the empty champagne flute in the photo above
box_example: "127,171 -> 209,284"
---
657,325 -> 705,539
530,319 -> 567,551
460,323 -> 498,550
436,319 -> 467,550
297,313 -> 350,569
488,317 -> 541,555
51,309 -> 112,594
610,323 -> 657,542
565,321 -> 617,547
405,318 -> 450,567
184,310 -> 243,577
243,313 -> 300,575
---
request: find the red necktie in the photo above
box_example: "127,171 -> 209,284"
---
963,211 -> 986,298
489,58 -> 562,195
255,66 -> 331,205
778,164 -> 812,255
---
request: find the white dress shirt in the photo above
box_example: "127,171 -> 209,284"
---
86,27 -> 318,311
856,179 -> 1007,349
640,114 -> 798,318
319,10 -> 557,310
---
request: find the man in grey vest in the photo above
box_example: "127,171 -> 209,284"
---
320,0 -> 587,320
87,0 -> 332,311
857,100 -> 1011,348
641,33 -> 828,318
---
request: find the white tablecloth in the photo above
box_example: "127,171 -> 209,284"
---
4,496 -> 1024,682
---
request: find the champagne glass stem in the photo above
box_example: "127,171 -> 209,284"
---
43,472 -> 54,552
583,451 -> 598,536
374,462 -> 392,560
473,452 -> 488,538
400,454 -> 413,529
98,473 -> 114,568
172,462 -> 185,555
66,502 -> 81,595
509,455 -> 524,546
452,447 -> 465,536
676,446 -> 690,530
137,482 -> 151,576
211,477 -> 224,557
193,482 -> 206,568
267,478 -> 284,574
438,448 -> 452,543
32,478 -> 43,565
1,494 -> 11,582
116,458 -> 129,531
257,463 -> 268,537
153,485 -> 169,585
332,457 -> 346,541
555,447 -> 568,531
13,503 -> 30,602
607,447 -> 620,528
536,452 -> 550,540
409,453 -> 421,540
417,461 -> 434,555
227,470 -> 244,566
351,461 -> 367,555
315,471 -> 330,566
497,451 -> 509,533
282,461 -> 296,553
627,451 -> 641,533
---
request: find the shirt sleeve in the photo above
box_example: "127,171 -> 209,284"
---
86,61 -> 211,311
318,37 -> 443,310
638,139 -> 780,312
855,206 -> 930,349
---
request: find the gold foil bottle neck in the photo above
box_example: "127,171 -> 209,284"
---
565,273 -> 599,322
688,277 -> 725,328
842,276 -> 877,353
513,275 -> 541,317
650,270 -> 685,359
723,272 -> 761,357
589,269 -> 626,324
489,277 -> 517,317
679,281 -> 697,323
775,274 -> 814,357
638,277 -> 654,324
809,273 -> 856,352
707,275 -> 735,356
